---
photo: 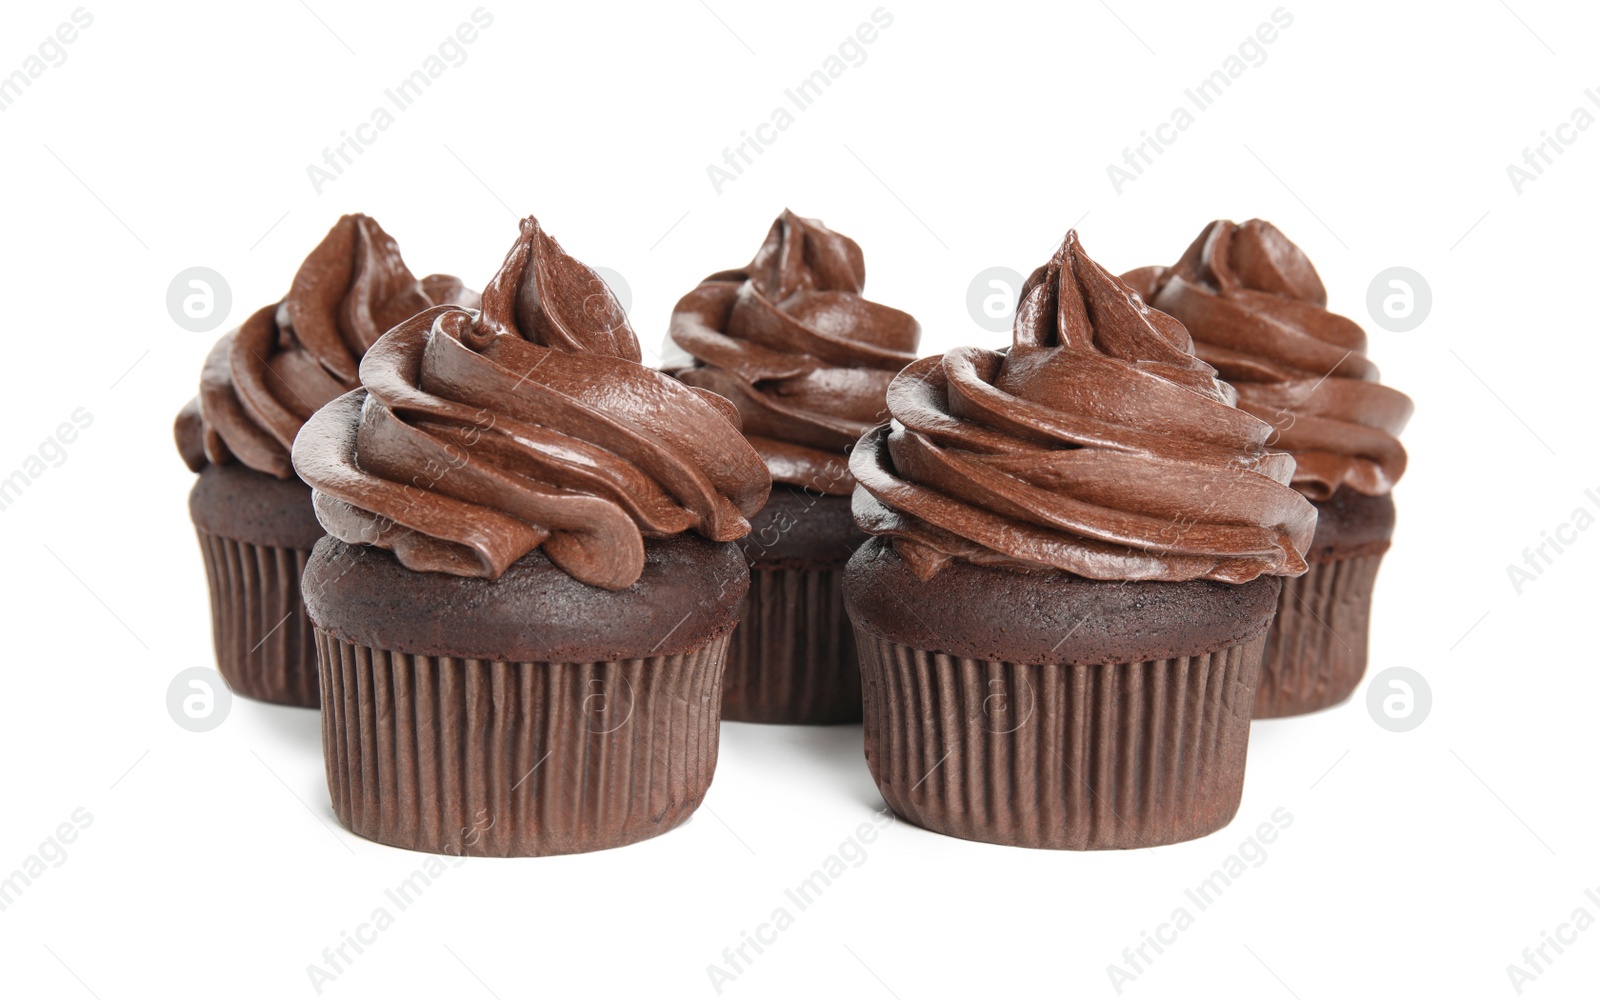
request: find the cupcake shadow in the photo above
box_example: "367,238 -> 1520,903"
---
246,698 -> 324,756
721,721 -> 884,813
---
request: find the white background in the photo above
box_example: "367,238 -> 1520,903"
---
1,1 -> 1596,997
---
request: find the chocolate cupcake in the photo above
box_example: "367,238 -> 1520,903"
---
174,215 -> 476,707
845,231 -> 1316,849
670,211 -> 919,724
293,217 -> 770,856
1123,220 -> 1413,718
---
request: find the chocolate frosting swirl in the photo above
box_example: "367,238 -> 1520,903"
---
669,210 -> 920,496
292,217 -> 771,590
174,214 -> 478,479
851,231 -> 1316,584
1122,219 -> 1413,501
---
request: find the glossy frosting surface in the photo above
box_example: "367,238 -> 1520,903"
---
670,210 -> 920,496
1123,219 -> 1412,500
293,217 -> 770,589
175,214 -> 477,479
851,231 -> 1316,583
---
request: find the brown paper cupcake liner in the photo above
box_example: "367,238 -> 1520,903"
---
721,562 -> 861,724
316,630 -> 731,856
196,531 -> 319,707
1253,551 -> 1385,719
857,632 -> 1266,850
